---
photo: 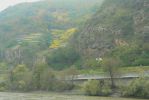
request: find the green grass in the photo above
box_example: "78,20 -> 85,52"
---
79,66 -> 149,75
121,66 -> 149,73
79,68 -> 104,75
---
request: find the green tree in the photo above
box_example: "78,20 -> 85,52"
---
10,64 -> 32,91
32,62 -> 48,90
82,80 -> 112,96
40,68 -> 56,91
61,66 -> 79,87
121,77 -> 149,98
46,47 -> 80,70
101,58 -> 121,88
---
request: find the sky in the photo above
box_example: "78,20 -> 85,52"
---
0,0 -> 42,12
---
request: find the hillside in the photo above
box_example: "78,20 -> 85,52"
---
72,0 -> 149,67
0,0 -> 148,70
0,0 -> 103,67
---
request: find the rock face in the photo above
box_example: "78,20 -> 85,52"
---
73,0 -> 149,59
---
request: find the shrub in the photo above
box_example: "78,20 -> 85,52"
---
101,84 -> 112,96
0,82 -> 7,92
18,80 -> 26,90
53,80 -> 74,92
9,64 -> 32,91
121,77 -> 149,99
82,80 -> 112,96
133,58 -> 149,66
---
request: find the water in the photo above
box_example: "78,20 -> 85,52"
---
0,92 -> 146,100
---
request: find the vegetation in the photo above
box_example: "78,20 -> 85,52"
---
82,80 -> 112,96
0,0 -> 103,67
79,66 -> 149,75
72,0 -> 149,68
110,45 -> 149,67
121,78 -> 149,98
9,64 -> 32,91
0,0 -> 148,99
50,28 -> 77,49
101,58 -> 122,88
46,47 -> 81,70
0,63 -> 79,92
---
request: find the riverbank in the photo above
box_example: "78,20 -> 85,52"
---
0,92 -> 147,100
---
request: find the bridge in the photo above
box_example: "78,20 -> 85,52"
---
69,71 -> 149,85
74,72 -> 149,80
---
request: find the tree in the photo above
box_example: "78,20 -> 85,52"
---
40,68 -> 56,91
121,77 -> 149,98
101,58 -> 121,88
46,47 -> 80,70
10,64 -> 32,91
56,66 -> 79,91
63,66 -> 79,86
32,62 -> 48,90
82,80 -> 112,96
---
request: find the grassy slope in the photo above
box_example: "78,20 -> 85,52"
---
79,66 -> 149,75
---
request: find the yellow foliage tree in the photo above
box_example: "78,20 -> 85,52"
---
50,28 -> 77,49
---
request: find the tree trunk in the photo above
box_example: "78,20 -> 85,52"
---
109,69 -> 116,88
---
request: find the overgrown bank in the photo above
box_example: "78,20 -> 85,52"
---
0,63 -> 149,99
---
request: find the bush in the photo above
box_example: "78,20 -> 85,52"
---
82,80 -> 112,96
18,80 -> 26,90
133,59 -> 149,66
121,77 -> 149,99
52,80 -> 74,92
9,64 -> 32,91
0,82 -> 7,92
40,69 -> 56,91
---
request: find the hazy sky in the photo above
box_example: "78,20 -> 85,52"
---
0,0 -> 41,12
